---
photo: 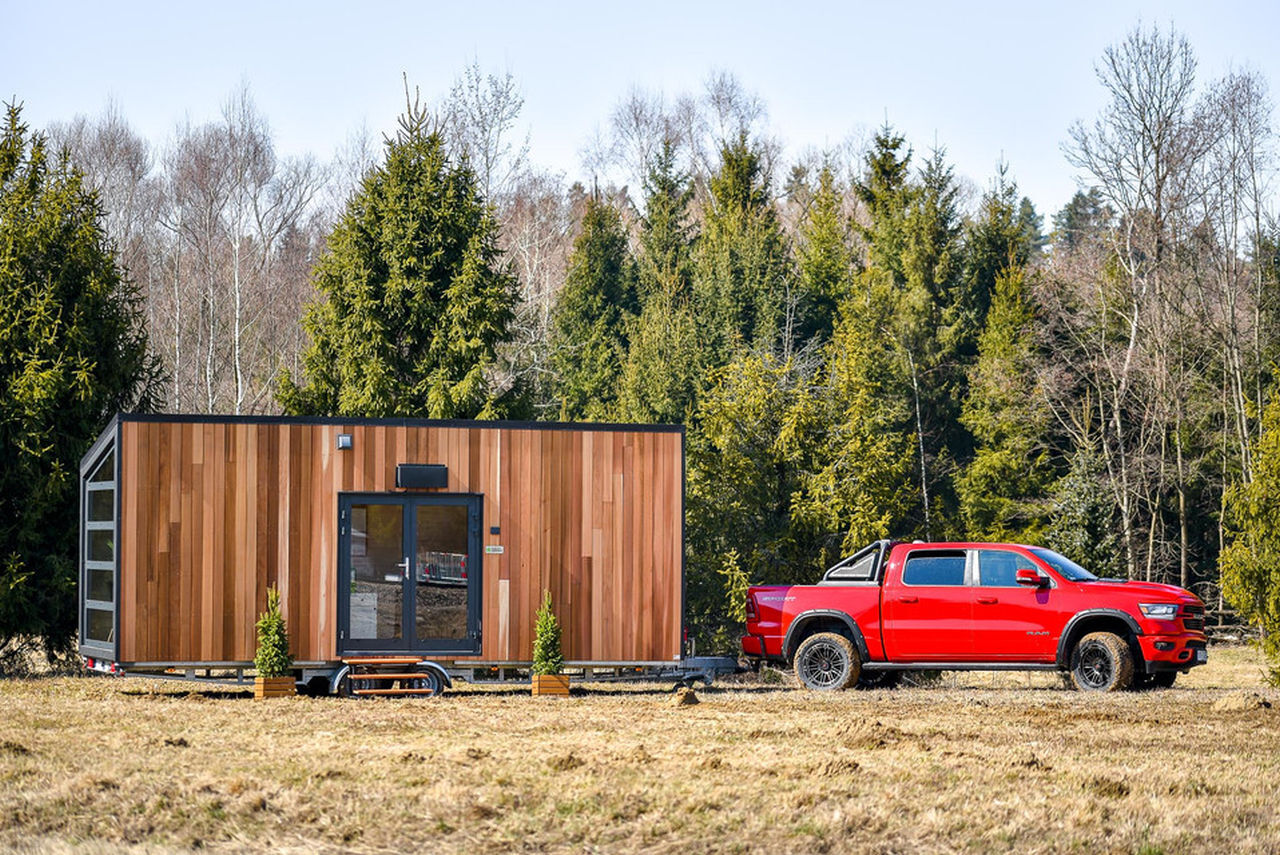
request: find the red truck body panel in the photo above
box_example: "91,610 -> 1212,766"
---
743,541 -> 1208,674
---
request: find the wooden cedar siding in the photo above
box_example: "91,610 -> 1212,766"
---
116,418 -> 683,666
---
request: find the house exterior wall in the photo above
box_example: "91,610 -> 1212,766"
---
114,416 -> 684,666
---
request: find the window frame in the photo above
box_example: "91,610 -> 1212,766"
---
79,424 -> 119,660
899,549 -> 970,588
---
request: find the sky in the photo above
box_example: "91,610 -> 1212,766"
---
3,0 -> 1279,220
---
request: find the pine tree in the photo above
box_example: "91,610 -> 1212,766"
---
795,165 -> 856,347
962,165 -> 1038,346
956,267 -> 1054,540
1046,445 -> 1124,579
617,141 -> 701,425
279,101 -> 517,418
792,295 -> 916,561
0,103 -> 162,656
548,197 -> 636,420
635,139 -> 695,304
693,133 -> 792,359
531,590 -> 563,675
853,123 -> 913,286
687,355 -> 822,646
617,288 -> 702,425
1221,390 -> 1280,682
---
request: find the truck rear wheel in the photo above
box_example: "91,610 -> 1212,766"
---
794,632 -> 860,691
1069,631 -> 1134,692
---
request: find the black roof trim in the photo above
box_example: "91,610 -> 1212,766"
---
112,412 -> 685,434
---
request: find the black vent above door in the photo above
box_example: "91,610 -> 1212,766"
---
396,464 -> 447,489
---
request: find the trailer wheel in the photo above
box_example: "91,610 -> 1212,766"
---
404,670 -> 443,697
794,632 -> 860,691
1069,631 -> 1134,692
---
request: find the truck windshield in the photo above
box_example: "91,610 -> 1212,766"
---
1029,547 -> 1099,582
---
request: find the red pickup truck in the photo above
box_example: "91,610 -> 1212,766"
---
741,540 -> 1207,691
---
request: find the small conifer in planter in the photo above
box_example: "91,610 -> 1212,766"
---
531,590 -> 568,696
254,587 -> 295,698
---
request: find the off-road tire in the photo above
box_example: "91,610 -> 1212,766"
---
1069,631 -> 1134,692
794,632 -> 860,691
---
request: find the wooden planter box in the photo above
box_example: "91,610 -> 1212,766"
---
531,674 -> 570,696
254,676 -> 296,699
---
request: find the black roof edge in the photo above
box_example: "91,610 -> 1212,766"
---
109,411 -> 685,435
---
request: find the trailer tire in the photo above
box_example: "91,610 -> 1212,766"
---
794,632 -> 860,691
404,670 -> 443,697
1069,631 -> 1134,692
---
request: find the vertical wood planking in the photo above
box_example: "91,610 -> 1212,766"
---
117,419 -> 683,665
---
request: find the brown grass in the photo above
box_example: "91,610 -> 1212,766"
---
2,645 -> 1278,854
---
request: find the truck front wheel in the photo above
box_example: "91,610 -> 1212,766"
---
794,632 -> 861,691
1069,631 -> 1134,692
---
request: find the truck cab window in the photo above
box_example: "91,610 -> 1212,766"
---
901,553 -> 966,586
976,550 -> 1038,587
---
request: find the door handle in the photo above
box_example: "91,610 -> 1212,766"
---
897,595 -> 918,604
977,596 -> 998,605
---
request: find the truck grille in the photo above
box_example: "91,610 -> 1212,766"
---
1182,604 -> 1205,632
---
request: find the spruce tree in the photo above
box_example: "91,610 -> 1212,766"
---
853,123 -> 913,285
1046,445 -> 1124,579
693,133 -> 791,359
795,165 -> 856,346
548,197 -> 636,420
635,139 -> 695,304
792,295 -> 916,560
619,139 -> 700,425
279,101 -> 517,418
956,268 -> 1053,540
617,289 -> 702,425
0,103 -> 162,656
1221,390 -> 1280,682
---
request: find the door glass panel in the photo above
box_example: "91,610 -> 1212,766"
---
977,549 -> 1037,587
415,504 -> 469,641
347,504 -> 404,641
902,553 -> 966,586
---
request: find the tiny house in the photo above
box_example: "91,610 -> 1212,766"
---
78,414 -> 684,692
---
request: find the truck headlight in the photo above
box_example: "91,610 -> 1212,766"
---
1139,603 -> 1179,619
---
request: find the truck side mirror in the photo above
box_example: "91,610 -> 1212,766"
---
1016,568 -> 1048,588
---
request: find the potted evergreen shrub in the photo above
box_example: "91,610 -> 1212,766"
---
531,590 -> 568,696
253,586 -> 295,699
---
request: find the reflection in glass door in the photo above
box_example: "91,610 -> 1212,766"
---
415,504 -> 469,642
345,503 -> 406,646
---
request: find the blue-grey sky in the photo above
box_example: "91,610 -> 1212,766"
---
3,0 -> 1277,218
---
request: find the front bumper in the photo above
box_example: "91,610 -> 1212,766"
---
1139,634 -> 1207,672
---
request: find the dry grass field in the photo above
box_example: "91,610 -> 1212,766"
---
2,646 -> 1278,854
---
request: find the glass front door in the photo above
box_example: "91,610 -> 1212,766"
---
339,494 -> 482,655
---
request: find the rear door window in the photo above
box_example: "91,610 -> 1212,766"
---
901,552 -> 967,586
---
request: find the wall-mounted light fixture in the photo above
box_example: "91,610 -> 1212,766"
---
336,433 -> 353,450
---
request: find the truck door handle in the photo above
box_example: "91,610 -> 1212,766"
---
977,597 -> 998,604
897,595 -> 918,604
